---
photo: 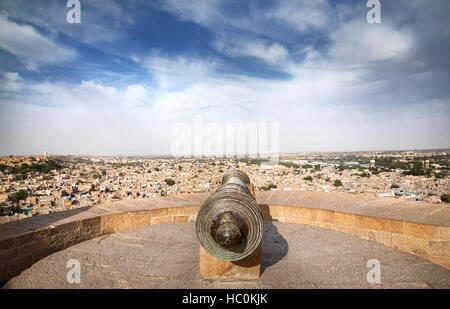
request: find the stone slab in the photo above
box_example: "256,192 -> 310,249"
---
199,245 -> 261,281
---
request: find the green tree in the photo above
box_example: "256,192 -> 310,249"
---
303,176 -> 313,182
441,194 -> 450,203
391,184 -> 400,189
334,179 -> 343,187
165,179 -> 175,186
338,165 -> 347,171
9,189 -> 28,205
9,189 -> 28,213
279,161 -> 299,169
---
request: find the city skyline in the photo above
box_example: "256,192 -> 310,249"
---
1,0 -> 449,155
1,148 -> 450,158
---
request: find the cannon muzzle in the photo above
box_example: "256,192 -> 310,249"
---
195,170 -> 263,261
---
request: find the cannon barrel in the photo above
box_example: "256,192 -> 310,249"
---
195,170 -> 263,261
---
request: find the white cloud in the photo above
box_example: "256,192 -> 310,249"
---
1,1 -> 448,154
158,0 -> 333,43
123,85 -> 148,107
328,19 -> 414,64
267,0 -> 331,32
0,13 -> 77,70
0,15 -> 76,70
159,0 -> 222,27
2,42 -> 449,155
71,80 -> 150,108
3,77 -> 150,111
138,52 -> 216,77
79,80 -> 118,97
133,51 -> 221,91
0,0 -> 129,45
214,37 -> 289,65
0,72 -> 25,91
154,81 -> 256,113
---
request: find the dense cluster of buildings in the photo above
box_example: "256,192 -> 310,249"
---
0,150 -> 449,224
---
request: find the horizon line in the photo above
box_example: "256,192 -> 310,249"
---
1,147 -> 449,158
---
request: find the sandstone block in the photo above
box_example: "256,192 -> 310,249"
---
428,240 -> 450,257
411,238 -> 430,258
0,248 -> 18,262
283,206 -> 301,220
151,208 -> 168,217
199,245 -> 261,281
173,215 -> 188,223
334,212 -> 353,226
354,215 -> 403,234
382,233 -> 393,247
404,222 -> 439,240
101,213 -> 122,233
392,234 -> 413,252
438,226 -> 450,240
0,238 -> 16,251
285,217 -> 309,225
183,206 -> 200,216
18,239 -> 50,257
151,216 -> 172,225
268,206 -> 284,220
168,207 -> 185,216
355,229 -> 369,240
316,209 -> 334,224
15,232 -> 35,247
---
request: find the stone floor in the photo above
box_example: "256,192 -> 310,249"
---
4,222 -> 450,289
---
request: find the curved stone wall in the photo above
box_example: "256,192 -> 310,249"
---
0,192 -> 449,283
262,205 -> 449,270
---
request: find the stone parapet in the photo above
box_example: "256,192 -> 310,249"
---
260,204 -> 449,269
0,191 -> 449,283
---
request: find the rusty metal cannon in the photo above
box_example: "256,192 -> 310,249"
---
195,170 -> 264,262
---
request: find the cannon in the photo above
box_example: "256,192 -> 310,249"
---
195,170 -> 264,262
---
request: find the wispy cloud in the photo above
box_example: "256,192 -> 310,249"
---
0,72 -> 25,92
132,51 -> 221,91
158,0 -> 222,27
0,13 -> 77,70
264,0 -> 332,32
328,19 -> 414,64
213,36 -> 289,65
0,0 -> 449,154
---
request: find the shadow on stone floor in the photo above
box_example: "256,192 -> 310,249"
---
260,221 -> 289,275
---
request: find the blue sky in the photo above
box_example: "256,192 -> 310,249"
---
0,0 -> 449,155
